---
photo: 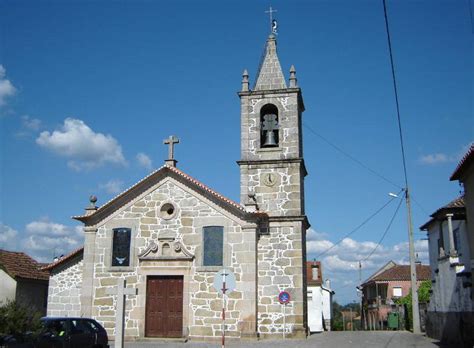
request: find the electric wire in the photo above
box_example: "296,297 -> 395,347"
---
361,197 -> 403,263
382,0 -> 409,190
314,188 -> 404,259
303,123 -> 403,190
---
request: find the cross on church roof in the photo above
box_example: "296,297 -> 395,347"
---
265,6 -> 278,34
163,135 -> 179,167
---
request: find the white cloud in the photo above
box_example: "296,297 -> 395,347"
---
136,152 -> 153,170
22,219 -> 84,262
419,143 -> 473,165
21,115 -> 42,131
419,153 -> 452,165
100,179 -> 124,194
0,223 -> 19,250
306,234 -> 430,303
36,118 -> 127,171
0,65 -> 16,107
0,220 -> 84,263
15,115 -> 43,137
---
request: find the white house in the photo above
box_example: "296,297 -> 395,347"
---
306,261 -> 334,332
421,144 -> 474,346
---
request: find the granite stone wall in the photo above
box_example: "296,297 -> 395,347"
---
257,223 -> 305,337
47,259 -> 83,317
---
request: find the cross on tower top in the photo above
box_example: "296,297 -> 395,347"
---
265,6 -> 278,34
163,135 -> 179,167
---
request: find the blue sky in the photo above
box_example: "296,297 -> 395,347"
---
0,0 -> 472,304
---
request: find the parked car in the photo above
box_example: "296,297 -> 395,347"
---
35,317 -> 109,348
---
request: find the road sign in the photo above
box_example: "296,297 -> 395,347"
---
278,291 -> 291,304
213,269 -> 236,295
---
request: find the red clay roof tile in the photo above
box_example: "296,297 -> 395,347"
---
0,249 -> 49,281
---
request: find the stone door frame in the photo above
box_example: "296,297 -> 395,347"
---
137,264 -> 191,339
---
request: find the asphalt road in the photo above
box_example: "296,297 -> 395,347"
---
116,331 -> 443,348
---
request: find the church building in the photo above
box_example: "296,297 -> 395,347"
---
43,32 -> 310,341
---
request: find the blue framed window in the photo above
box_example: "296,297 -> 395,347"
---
203,226 -> 223,266
112,228 -> 131,266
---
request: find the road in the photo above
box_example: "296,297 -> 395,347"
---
117,331 -> 443,348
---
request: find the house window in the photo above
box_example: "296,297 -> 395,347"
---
112,228 -> 131,266
203,226 -> 223,266
453,227 -> 460,253
393,287 -> 402,298
438,222 -> 445,255
312,266 -> 319,280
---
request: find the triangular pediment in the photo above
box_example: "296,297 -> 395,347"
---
73,165 -> 262,226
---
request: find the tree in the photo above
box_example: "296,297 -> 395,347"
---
395,280 -> 431,331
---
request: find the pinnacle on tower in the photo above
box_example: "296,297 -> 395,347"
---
289,65 -> 297,87
254,35 -> 287,91
242,69 -> 249,92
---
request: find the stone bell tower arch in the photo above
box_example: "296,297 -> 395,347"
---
237,33 -> 309,337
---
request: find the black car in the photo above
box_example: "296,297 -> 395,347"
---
35,317 -> 109,348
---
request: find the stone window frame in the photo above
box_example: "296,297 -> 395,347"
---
104,218 -> 139,272
257,102 -> 283,153
158,200 -> 179,221
194,217 -> 232,272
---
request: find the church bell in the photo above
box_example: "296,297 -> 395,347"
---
263,130 -> 278,147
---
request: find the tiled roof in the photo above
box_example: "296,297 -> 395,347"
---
450,143 -> 474,181
40,246 -> 84,271
0,249 -> 49,281
420,196 -> 465,230
73,165 -> 262,225
371,264 -> 431,282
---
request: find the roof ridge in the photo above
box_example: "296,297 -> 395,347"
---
40,246 -> 84,271
73,165 -> 254,223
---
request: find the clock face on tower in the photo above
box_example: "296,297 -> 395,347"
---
262,172 -> 278,187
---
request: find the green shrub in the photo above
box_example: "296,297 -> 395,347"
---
0,300 -> 42,337
395,280 -> 431,331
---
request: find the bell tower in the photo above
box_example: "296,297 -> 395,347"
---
238,33 -> 307,217
238,33 -> 309,337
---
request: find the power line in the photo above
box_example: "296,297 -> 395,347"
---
383,0 -> 408,189
362,197 -> 403,263
303,123 -> 403,190
315,188 -> 403,259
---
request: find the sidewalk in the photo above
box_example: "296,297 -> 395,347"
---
113,331 -> 442,348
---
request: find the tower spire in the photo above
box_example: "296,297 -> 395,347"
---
254,35 -> 287,91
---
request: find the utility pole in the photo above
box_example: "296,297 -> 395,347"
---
406,188 -> 421,333
382,0 -> 421,334
359,261 -> 363,329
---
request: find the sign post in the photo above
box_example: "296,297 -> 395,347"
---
213,269 -> 236,348
278,291 -> 291,339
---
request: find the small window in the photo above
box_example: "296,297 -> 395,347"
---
454,227 -> 460,253
312,266 -> 319,280
203,226 -> 224,266
393,287 -> 402,297
112,228 -> 131,266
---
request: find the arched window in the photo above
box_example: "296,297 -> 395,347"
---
260,104 -> 279,148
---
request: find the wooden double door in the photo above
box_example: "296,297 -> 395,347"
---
145,275 -> 184,337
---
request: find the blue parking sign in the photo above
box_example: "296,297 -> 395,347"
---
278,291 -> 290,304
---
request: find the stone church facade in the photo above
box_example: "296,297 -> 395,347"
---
44,33 -> 310,341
